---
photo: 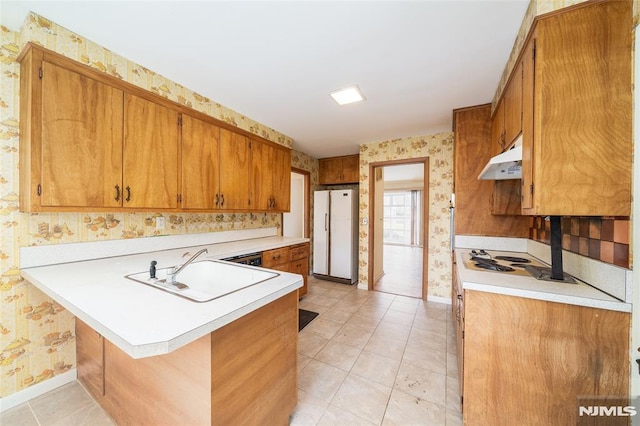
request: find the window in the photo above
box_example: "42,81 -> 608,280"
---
383,190 -> 421,246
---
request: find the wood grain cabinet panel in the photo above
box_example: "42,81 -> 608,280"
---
453,105 -> 529,237
490,100 -> 505,156
218,128 -> 252,210
461,290 -> 629,426
123,94 -> 180,209
319,155 -> 359,184
181,114 -> 221,210
503,60 -> 523,147
18,43 -> 292,214
263,243 -> 309,298
251,140 -> 291,212
262,246 -> 291,269
19,51 -> 125,211
289,242 -> 310,297
75,292 -> 299,425
76,319 -> 104,401
520,0 -> 632,216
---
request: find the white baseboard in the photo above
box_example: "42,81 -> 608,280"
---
427,295 -> 452,305
0,369 -> 77,413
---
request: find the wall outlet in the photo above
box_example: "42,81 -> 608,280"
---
155,217 -> 165,230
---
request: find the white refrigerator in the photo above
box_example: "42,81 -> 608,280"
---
313,189 -> 358,284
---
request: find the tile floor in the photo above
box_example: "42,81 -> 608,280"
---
1,277 -> 462,426
374,245 -> 423,298
293,277 -> 462,425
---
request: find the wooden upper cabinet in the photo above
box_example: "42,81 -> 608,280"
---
521,0 -> 632,216
503,60 -> 523,147
18,43 -> 292,214
123,94 -> 180,209
21,54 -> 124,210
251,140 -> 291,212
181,115 -> 220,210
318,155 -> 359,184
218,128 -> 251,210
490,100 -> 505,155
340,155 -> 359,183
453,105 -> 529,236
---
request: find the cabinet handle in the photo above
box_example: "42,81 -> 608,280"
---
457,294 -> 462,300
125,186 -> 131,202
273,254 -> 281,260
220,194 -> 224,207
114,185 -> 120,202
215,194 -> 219,207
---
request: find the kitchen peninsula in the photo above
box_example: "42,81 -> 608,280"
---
19,229 -> 306,425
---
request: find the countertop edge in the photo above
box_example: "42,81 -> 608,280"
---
462,281 -> 631,313
455,251 -> 630,313
20,236 -> 309,358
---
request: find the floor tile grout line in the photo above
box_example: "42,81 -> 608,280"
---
26,402 -> 42,426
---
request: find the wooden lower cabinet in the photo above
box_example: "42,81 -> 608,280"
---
76,291 -> 298,425
459,290 -> 629,426
76,320 -> 104,398
289,243 -> 310,297
263,242 -> 310,298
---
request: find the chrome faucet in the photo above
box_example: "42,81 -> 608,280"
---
166,248 -> 208,284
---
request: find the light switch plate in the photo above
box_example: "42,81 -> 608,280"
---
156,217 -> 165,230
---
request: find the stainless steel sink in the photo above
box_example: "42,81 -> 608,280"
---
125,260 -> 279,302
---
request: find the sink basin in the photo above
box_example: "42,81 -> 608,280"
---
125,260 -> 279,302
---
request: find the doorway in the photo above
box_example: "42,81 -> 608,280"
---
283,168 -> 309,238
368,159 -> 429,299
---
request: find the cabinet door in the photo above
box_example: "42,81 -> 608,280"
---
503,61 -> 523,146
124,94 -> 179,209
182,115 -> 220,210
250,140 -> 274,211
521,36 -> 536,212
340,155 -> 359,183
251,141 -> 291,211
490,101 -> 504,155
41,61 -> 123,208
318,158 -> 343,184
218,128 -> 251,210
289,258 -> 308,297
271,146 -> 291,211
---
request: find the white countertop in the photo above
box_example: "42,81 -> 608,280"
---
20,235 -> 308,358
455,250 -> 631,313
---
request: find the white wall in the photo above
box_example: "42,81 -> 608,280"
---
283,172 -> 305,238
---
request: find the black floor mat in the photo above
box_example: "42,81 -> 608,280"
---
299,309 -> 319,331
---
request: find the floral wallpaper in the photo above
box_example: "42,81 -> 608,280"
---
358,133 -> 454,299
0,12 -> 296,399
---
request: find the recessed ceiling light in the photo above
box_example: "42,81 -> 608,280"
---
330,85 -> 366,106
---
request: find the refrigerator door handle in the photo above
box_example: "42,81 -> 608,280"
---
325,213 -> 328,231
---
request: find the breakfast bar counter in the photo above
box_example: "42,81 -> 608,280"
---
19,230 -> 306,425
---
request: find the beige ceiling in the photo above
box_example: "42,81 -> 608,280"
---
1,0 -> 529,159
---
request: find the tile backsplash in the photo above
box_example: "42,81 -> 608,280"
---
529,216 -> 630,268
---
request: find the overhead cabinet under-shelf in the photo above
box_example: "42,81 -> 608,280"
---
18,43 -> 291,213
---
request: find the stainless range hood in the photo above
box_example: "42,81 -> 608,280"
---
478,134 -> 522,180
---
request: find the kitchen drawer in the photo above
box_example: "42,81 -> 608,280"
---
290,243 -> 309,261
262,246 -> 291,268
